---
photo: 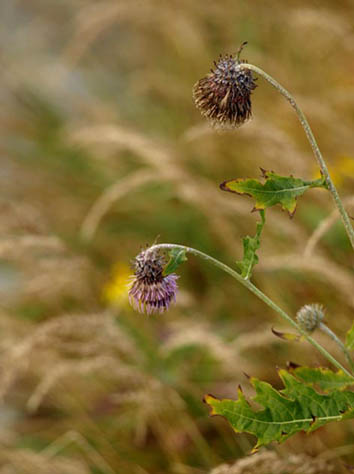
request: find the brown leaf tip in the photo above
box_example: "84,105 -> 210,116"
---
219,180 -> 230,192
260,167 -> 268,178
287,361 -> 301,371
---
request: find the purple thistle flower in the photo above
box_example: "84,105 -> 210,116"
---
129,249 -> 178,315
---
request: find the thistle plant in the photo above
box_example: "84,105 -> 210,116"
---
129,43 -> 354,450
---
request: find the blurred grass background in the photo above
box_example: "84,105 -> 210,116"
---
0,0 -> 354,473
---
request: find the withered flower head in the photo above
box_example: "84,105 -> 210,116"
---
129,248 -> 178,315
193,42 -> 257,128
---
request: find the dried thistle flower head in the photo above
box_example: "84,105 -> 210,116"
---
129,248 -> 178,315
296,304 -> 325,333
193,42 -> 257,128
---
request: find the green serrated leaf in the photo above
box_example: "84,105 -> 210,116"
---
205,367 -> 354,450
220,170 -> 326,217
237,210 -> 265,279
345,322 -> 354,350
163,248 -> 187,276
291,366 -> 354,392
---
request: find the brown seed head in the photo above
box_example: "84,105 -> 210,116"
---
193,45 -> 257,128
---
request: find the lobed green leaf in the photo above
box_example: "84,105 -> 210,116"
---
220,169 -> 326,217
291,366 -> 354,392
205,366 -> 354,450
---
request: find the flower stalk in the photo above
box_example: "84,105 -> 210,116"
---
319,322 -> 354,373
148,243 -> 354,379
238,62 -> 354,251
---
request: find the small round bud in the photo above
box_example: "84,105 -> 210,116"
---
129,248 -> 178,315
296,304 -> 325,333
193,44 -> 257,129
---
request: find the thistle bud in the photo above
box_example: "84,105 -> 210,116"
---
193,42 -> 257,128
296,304 -> 325,333
128,248 -> 178,315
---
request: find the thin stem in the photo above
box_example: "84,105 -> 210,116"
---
319,322 -> 354,373
149,243 -> 354,379
239,63 -> 354,251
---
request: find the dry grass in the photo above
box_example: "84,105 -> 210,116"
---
0,0 -> 354,472
210,450 -> 340,474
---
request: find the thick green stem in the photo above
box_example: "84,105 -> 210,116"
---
149,243 -> 354,379
240,63 -> 354,251
319,322 -> 354,373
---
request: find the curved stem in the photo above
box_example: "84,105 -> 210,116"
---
240,63 -> 354,251
319,322 -> 354,373
149,243 -> 354,379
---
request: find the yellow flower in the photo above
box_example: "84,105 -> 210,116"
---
312,155 -> 354,187
102,262 -> 131,308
